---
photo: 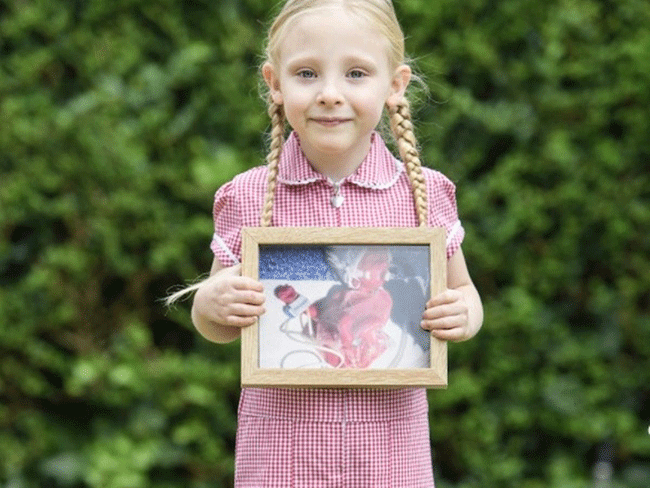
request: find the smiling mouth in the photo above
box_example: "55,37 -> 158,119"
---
311,117 -> 351,126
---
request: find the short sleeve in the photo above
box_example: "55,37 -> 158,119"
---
426,171 -> 465,259
210,181 -> 242,266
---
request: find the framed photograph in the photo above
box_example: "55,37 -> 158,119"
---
240,227 -> 447,388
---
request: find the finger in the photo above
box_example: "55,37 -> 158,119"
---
223,314 -> 260,328
430,327 -> 465,342
422,303 -> 466,321
227,302 -> 266,318
421,314 -> 465,331
216,302 -> 265,327
231,277 -> 265,292
426,290 -> 458,308
211,266 -> 264,292
230,289 -> 266,306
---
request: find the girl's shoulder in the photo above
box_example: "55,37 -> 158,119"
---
228,164 -> 270,190
215,165 -> 269,199
213,165 -> 271,231
419,167 -> 464,255
420,166 -> 458,195
213,165 -> 269,213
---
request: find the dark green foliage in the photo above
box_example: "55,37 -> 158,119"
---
1,0 -> 648,486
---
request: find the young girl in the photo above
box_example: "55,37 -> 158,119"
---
179,0 -> 483,486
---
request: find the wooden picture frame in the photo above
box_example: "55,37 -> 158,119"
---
241,227 -> 447,388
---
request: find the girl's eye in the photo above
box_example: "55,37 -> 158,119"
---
348,69 -> 367,79
297,69 -> 316,79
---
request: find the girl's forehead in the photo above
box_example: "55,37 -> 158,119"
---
283,4 -> 374,36
275,5 -> 388,58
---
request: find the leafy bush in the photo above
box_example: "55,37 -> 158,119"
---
1,0 -> 648,486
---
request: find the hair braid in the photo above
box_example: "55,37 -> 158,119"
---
389,99 -> 428,227
260,99 -> 285,227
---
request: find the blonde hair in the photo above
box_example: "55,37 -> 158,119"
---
261,0 -> 428,227
166,0 -> 428,306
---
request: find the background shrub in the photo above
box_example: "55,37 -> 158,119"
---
1,0 -> 648,486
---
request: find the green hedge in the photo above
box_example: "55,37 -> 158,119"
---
1,0 -> 648,486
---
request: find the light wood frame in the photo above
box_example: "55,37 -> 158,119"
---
241,227 -> 447,388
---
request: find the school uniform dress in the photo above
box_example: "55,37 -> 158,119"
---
211,132 -> 464,488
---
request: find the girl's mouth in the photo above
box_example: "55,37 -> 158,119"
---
312,117 -> 351,127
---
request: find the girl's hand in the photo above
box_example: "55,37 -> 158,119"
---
191,262 -> 266,343
420,289 -> 471,342
195,264 -> 266,328
420,249 -> 483,342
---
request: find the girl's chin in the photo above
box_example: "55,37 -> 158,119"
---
299,132 -> 370,152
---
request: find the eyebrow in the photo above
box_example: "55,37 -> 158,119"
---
342,54 -> 379,68
284,53 -> 380,70
284,55 -> 320,68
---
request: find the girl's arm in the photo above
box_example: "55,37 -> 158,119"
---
191,258 -> 266,343
420,248 -> 483,342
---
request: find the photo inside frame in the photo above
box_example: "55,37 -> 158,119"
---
258,244 -> 431,370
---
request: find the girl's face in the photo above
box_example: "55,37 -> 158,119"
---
263,5 -> 410,179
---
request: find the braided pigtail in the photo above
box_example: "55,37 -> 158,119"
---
389,98 -> 428,227
260,98 -> 285,227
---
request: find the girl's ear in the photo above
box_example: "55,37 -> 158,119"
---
262,62 -> 283,105
386,64 -> 412,108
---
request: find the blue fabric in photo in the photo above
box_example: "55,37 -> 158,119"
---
259,245 -> 335,281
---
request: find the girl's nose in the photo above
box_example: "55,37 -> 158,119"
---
316,80 -> 343,106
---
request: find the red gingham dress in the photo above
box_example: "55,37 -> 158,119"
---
211,132 -> 464,488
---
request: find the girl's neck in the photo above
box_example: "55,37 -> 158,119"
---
299,136 -> 373,182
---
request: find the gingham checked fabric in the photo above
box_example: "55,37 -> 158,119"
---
211,132 -> 464,264
236,389 -> 434,487
210,132 -> 464,487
